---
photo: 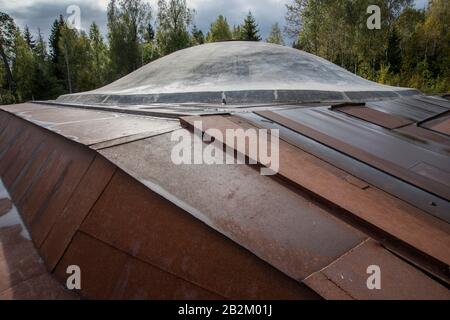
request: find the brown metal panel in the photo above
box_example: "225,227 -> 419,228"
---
423,115 -> 450,136
184,115 -> 450,278
40,155 -> 116,271
1,126 -> 47,189
27,142 -> 94,248
333,105 -> 413,129
99,131 -> 366,283
256,110 -> 450,201
396,124 -> 450,148
303,272 -> 354,300
0,125 -> 35,177
0,103 -> 54,113
54,232 -> 224,300
305,240 -> 450,300
8,134 -> 55,205
80,169 -> 321,299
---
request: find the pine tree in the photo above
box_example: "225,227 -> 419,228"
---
266,23 -> 284,45
49,15 -> 65,64
23,25 -> 35,49
240,11 -> 261,41
191,25 -> 205,45
207,15 -> 232,42
386,27 -> 402,74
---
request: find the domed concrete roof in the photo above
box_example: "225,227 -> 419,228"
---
57,41 -> 418,105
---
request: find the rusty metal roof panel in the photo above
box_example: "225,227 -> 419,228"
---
368,96 -> 449,121
256,108 -> 450,202
98,131 -> 367,281
332,104 -> 414,129
305,240 -> 450,300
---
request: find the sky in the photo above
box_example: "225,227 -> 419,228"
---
0,0 -> 430,43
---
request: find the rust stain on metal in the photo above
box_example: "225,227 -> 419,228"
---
305,240 -> 450,300
332,105 -> 413,129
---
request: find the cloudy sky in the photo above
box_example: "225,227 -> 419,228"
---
0,0 -> 429,43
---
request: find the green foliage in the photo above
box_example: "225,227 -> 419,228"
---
285,0 -> 449,94
266,23 -> 285,45
240,11 -> 261,41
108,0 -> 152,78
191,25 -> 205,45
156,0 -> 193,56
207,15 -> 232,42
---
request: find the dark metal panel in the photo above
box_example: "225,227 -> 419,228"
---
422,114 -> 450,136
368,98 -> 446,121
54,232 -> 224,300
80,169 -> 325,298
256,109 -> 450,201
333,105 -> 413,129
239,112 -> 450,228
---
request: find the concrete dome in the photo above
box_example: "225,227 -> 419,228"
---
57,41 -> 418,105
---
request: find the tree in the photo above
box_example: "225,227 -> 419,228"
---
240,11 -> 261,41
191,25 -> 205,45
207,15 -> 232,42
23,25 -> 35,49
89,22 -> 109,87
156,0 -> 193,56
0,12 -> 17,93
266,23 -> 284,45
13,29 -> 35,100
386,27 -> 402,74
108,0 -> 152,78
284,0 -> 306,39
49,15 -> 65,64
232,25 -> 242,40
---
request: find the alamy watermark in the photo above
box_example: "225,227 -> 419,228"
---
66,5 -> 81,30
367,265 -> 382,290
171,121 -> 280,176
367,5 -> 381,30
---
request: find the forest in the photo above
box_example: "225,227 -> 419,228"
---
0,0 -> 448,105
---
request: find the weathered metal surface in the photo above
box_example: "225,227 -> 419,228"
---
181,115 -> 450,279
80,169 -> 323,299
368,96 -> 449,121
240,112 -> 450,222
305,240 -> 450,300
1,99 -> 449,300
422,114 -> 450,136
99,130 -> 367,282
396,124 -> 450,154
332,104 -> 413,129
256,109 -> 450,201
1,103 -> 178,146
89,126 -> 181,150
40,155 -> 116,271
54,232 -> 224,300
